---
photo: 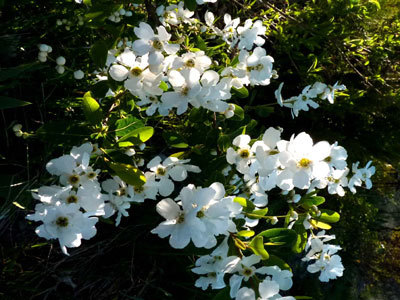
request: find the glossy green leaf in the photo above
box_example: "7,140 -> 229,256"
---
249,236 -> 269,259
118,126 -> 154,144
0,96 -> 31,109
82,92 -> 103,125
90,40 -> 109,68
108,162 -> 146,186
315,209 -> 340,223
237,230 -> 255,237
232,87 -> 249,99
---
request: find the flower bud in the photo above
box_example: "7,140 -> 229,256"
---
137,158 -> 145,167
74,70 -> 84,80
56,56 -> 66,65
56,19 -> 63,26
125,11 -> 132,17
39,44 -> 49,52
13,124 -> 22,132
138,143 -> 146,151
119,8 -> 126,15
56,65 -> 65,74
271,216 -> 278,225
47,46 -> 53,53
125,148 -> 136,157
38,55 -> 47,62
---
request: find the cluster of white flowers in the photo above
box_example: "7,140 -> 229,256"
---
27,142 -> 204,254
37,44 -> 53,62
105,10 -> 274,116
275,82 -> 346,118
156,2 -> 197,27
302,231 -> 344,282
226,127 -> 374,203
108,8 -> 132,23
192,238 -> 296,299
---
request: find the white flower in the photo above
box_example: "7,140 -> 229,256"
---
102,176 -> 134,226
348,160 -> 375,193
161,68 -> 202,115
147,156 -> 201,196
227,134 -> 255,174
277,132 -> 331,190
132,22 -> 179,58
192,237 -> 238,290
237,19 -> 266,50
28,203 -> 98,255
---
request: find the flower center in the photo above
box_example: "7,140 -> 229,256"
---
156,167 -> 166,176
324,156 -> 332,162
181,86 -> 190,96
66,195 -> 78,204
208,272 -> 217,278
130,67 -> 142,77
239,149 -> 250,158
152,39 -> 163,51
149,96 -> 158,102
117,188 -> 126,196
56,216 -> 69,227
196,208 -> 206,218
299,158 -> 311,168
134,185 -> 144,193
87,172 -> 97,179
68,174 -> 80,185
242,267 -> 253,277
177,213 -> 185,223
185,59 -> 195,68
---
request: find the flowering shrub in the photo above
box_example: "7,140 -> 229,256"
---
4,0 -> 399,298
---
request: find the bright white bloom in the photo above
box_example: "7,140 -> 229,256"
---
132,22 -> 179,60
227,134 -> 255,175
236,47 -> 274,86
237,19 -> 266,50
147,156 -> 201,196
192,238 -> 238,290
102,176 -> 134,226
56,56 -> 66,65
27,203 -> 98,255
348,160 -> 375,193
277,132 -> 331,190
161,68 -> 202,115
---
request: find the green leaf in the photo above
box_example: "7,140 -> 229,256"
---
184,0 -> 197,11
300,196 -> 325,209
237,230 -> 255,238
232,87 -> 249,99
118,126 -> 154,144
212,287 -> 231,300
0,96 -> 31,109
159,81 -> 169,91
249,236 -> 269,259
256,228 -> 297,247
315,209 -> 340,223
108,162 -> 146,186
309,219 -> 332,230
114,116 -> 144,137
217,134 -> 231,152
82,92 -> 103,125
90,40 -> 109,68
196,36 -> 207,51
262,254 -> 292,272
247,208 -> 269,219
254,106 -> 274,118
163,131 -> 189,148
231,104 -> 244,121
234,197 -> 256,212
